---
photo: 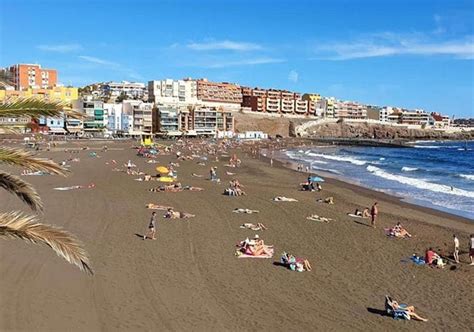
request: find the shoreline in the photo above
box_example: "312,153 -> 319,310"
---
261,147 -> 473,230
1,139 -> 473,331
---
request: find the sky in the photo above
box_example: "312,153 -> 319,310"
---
1,0 -> 473,117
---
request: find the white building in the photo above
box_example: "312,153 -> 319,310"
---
148,79 -> 198,104
123,100 -> 154,134
102,81 -> 147,100
237,131 -> 268,140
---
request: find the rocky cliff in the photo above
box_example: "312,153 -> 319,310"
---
299,121 -> 474,140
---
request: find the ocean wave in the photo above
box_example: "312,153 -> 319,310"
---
459,174 -> 474,181
311,166 -> 342,175
366,165 -> 474,198
414,145 -> 460,149
307,153 -> 367,166
401,167 -> 418,172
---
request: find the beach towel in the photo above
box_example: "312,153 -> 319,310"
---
146,204 -> 173,210
306,215 -> 333,223
54,183 -> 95,191
409,255 -> 426,265
347,213 -> 366,218
236,248 -> 274,258
273,196 -> 298,202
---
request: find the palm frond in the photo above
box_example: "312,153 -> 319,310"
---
0,171 -> 43,212
0,211 -> 93,275
0,97 -> 83,119
0,147 -> 67,176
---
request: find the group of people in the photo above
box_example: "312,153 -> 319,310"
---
225,179 -> 246,196
236,234 -> 273,257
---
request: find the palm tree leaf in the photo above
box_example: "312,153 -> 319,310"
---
0,211 -> 93,275
0,97 -> 83,119
0,171 -> 43,212
0,147 -> 67,176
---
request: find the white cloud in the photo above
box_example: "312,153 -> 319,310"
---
203,57 -> 285,68
78,55 -> 118,66
288,70 -> 298,83
187,40 -> 263,51
37,43 -> 83,53
314,33 -> 474,60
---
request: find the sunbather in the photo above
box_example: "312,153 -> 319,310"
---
425,247 -> 445,268
164,208 -> 195,219
233,208 -> 259,214
146,203 -> 173,210
307,214 -> 332,223
273,196 -> 298,202
281,252 -> 312,272
191,173 -> 203,177
392,222 -> 412,238
386,296 -> 428,322
240,223 -> 267,231
362,208 -> 371,218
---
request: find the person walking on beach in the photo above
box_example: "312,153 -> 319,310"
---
453,234 -> 460,263
370,202 -> 378,228
470,234 -> 474,265
143,212 -> 157,240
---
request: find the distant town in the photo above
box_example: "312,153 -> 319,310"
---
1,63 -> 473,138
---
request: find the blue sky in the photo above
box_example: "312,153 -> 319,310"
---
1,0 -> 473,117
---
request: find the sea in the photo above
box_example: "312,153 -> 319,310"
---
284,140 -> 474,220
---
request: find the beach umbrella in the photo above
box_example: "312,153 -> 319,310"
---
156,166 -> 169,173
310,176 -> 325,182
158,177 -> 175,183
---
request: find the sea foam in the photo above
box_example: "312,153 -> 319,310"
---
307,153 -> 367,165
401,167 -> 418,172
459,174 -> 474,181
366,165 -> 474,198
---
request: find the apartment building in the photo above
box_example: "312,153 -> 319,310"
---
102,81 -> 147,99
430,112 -> 451,128
72,99 -> 105,133
103,103 -> 133,134
0,86 -> 78,102
333,101 -> 367,119
196,79 -> 242,109
241,87 -> 306,115
399,109 -> 430,125
4,64 -> 57,90
148,79 -> 198,104
122,101 -> 154,134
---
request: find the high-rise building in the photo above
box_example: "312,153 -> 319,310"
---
148,79 -> 198,104
241,87 -> 306,115
5,64 -> 57,90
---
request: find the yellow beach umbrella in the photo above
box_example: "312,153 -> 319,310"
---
158,177 -> 175,183
156,166 -> 169,174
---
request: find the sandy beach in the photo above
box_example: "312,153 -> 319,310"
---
0,139 -> 472,331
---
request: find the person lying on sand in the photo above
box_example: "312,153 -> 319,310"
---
354,209 -> 363,217
280,252 -> 312,272
146,203 -> 173,210
149,183 -> 182,192
233,208 -> 259,214
273,196 -> 298,202
240,223 -> 267,231
317,197 -> 334,204
386,297 -> 428,322
238,235 -> 273,256
306,214 -> 333,223
192,173 -> 203,177
226,171 -> 236,176
392,222 -> 412,238
164,208 -> 195,219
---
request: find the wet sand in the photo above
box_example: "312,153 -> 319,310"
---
0,140 -> 472,331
